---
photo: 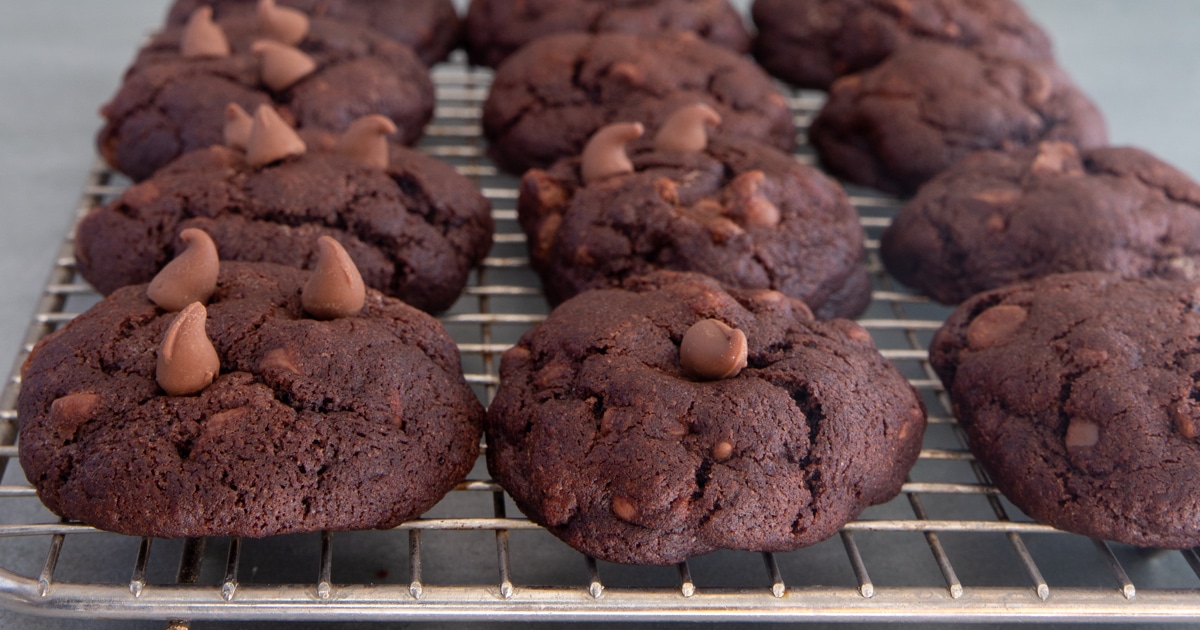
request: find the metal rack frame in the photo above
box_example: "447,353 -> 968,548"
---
1,55 -> 1199,626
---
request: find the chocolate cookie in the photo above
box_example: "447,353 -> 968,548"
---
464,0 -> 750,68
482,32 -> 796,174
79,111 -> 493,314
165,0 -> 462,66
809,42 -> 1107,196
518,109 -> 871,319
486,271 -> 926,565
751,0 -> 1053,90
18,250 -> 484,538
99,8 -> 434,181
882,142 -> 1200,304
929,272 -> 1200,548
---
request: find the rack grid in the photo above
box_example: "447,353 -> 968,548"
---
1,54 -> 1199,626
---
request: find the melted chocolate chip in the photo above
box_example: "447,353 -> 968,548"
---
680,319 -> 748,381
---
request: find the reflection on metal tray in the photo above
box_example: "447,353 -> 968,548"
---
1,54 -> 1199,626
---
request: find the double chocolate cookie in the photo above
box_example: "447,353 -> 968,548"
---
882,142 -> 1200,304
518,108 -> 871,319
18,248 -> 484,538
465,0 -> 750,68
79,111 -> 493,313
100,8 -> 434,180
809,42 -> 1107,196
752,0 -> 1053,90
930,272 -> 1200,548
482,32 -> 796,174
487,271 -> 926,565
165,0 -> 462,66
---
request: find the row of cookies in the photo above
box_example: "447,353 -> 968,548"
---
752,2 -> 1200,549
16,2 -> 502,538
466,5 -> 931,564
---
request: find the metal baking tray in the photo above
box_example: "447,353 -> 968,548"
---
1,53 -> 1199,627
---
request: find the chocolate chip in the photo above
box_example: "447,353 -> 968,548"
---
966,304 -> 1028,350
251,40 -> 317,92
680,319 -> 748,381
335,115 -> 396,170
1065,419 -> 1099,449
653,103 -> 721,153
245,105 -> 307,168
147,228 -> 220,312
156,302 -> 221,396
580,122 -> 644,184
181,7 -> 230,59
259,347 -> 301,374
257,0 -> 309,45
611,496 -> 637,523
302,236 -> 365,320
49,392 -> 101,429
223,103 -> 253,151
1030,141 -> 1083,177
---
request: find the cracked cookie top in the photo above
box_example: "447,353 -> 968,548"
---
465,0 -> 751,68
517,125 -> 871,319
809,42 -> 1107,196
481,32 -> 796,174
99,12 -> 434,181
77,120 -> 493,314
882,142 -> 1200,304
752,0 -> 1053,90
930,272 -> 1200,548
17,261 -> 484,538
486,271 -> 926,565
165,0 -> 462,66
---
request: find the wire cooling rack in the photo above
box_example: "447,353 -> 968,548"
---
2,54 -> 1200,627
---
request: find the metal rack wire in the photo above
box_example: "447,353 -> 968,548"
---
1,54 -> 1199,626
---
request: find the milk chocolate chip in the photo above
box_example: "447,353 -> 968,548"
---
1030,141 -> 1084,177
654,103 -> 721,153
335,115 -> 397,170
580,122 -> 644,184
157,302 -> 221,396
181,7 -> 231,59
966,304 -> 1028,350
725,170 -> 780,228
245,105 -> 306,167
1065,419 -> 1100,449
147,228 -> 220,311
251,39 -> 317,92
257,0 -> 309,45
223,103 -> 254,151
611,496 -> 638,523
49,392 -> 101,430
680,319 -> 748,381
302,236 -> 366,319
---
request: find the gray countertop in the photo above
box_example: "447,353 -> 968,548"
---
1,1 -> 1198,628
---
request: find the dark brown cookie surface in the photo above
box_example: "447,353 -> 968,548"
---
486,272 -> 926,565
99,15 -> 434,181
519,136 -> 871,319
482,33 -> 796,174
882,142 -> 1200,304
18,262 -> 484,538
75,142 -> 493,314
465,0 -> 750,68
809,42 -> 1107,196
930,272 -> 1200,548
752,0 -> 1053,90
165,0 -> 462,66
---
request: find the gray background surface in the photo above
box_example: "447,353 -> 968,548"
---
1,1 -> 1199,628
